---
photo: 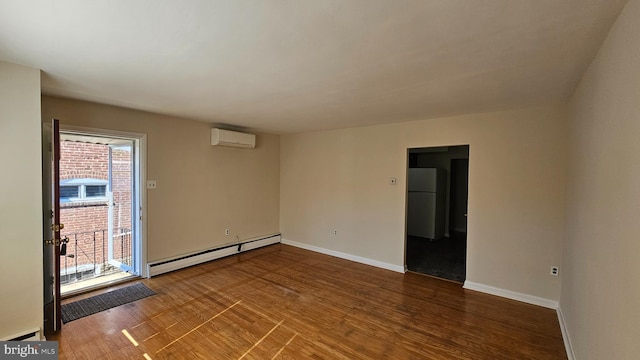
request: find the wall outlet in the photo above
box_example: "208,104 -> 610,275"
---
146,180 -> 157,189
550,266 -> 559,276
225,229 -> 230,236
333,229 -> 337,236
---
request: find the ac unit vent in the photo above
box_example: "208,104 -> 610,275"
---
211,128 -> 255,149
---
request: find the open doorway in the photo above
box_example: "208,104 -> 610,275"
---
58,132 -> 142,295
405,145 -> 469,283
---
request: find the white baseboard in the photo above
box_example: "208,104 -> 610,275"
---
147,234 -> 281,277
281,238 -> 405,273
557,306 -> 576,360
463,281 -> 559,309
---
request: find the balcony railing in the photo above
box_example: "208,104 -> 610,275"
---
60,227 -> 132,284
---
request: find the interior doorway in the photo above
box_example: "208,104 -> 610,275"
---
405,145 -> 469,283
57,131 -> 142,296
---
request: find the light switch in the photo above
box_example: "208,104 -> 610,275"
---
390,177 -> 397,185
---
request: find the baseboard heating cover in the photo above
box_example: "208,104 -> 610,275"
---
1,328 -> 42,341
147,234 -> 281,277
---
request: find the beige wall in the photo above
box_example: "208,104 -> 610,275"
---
0,61 -> 43,339
563,0 -> 640,358
42,96 -> 280,262
281,106 -> 567,300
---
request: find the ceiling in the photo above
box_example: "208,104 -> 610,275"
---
0,0 -> 628,134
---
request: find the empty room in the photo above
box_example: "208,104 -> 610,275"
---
0,1 -> 638,359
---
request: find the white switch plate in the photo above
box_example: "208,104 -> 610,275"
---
146,180 -> 157,189
390,177 -> 397,185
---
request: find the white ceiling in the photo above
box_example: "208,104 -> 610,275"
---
0,0 -> 628,134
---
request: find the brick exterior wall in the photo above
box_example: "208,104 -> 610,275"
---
59,140 -> 132,277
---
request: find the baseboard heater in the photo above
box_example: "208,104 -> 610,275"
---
2,328 -> 42,341
147,234 -> 281,277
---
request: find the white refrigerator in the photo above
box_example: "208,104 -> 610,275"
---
407,168 -> 446,239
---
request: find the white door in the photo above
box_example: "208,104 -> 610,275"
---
106,142 -> 136,273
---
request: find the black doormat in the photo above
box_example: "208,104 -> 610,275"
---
62,283 -> 156,323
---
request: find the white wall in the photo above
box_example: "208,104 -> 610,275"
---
0,61 -> 43,339
281,105 -> 566,302
563,0 -> 640,358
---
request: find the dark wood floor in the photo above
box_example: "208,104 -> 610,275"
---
52,244 -> 567,359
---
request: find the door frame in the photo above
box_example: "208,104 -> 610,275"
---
59,125 -> 148,278
403,144 -> 470,281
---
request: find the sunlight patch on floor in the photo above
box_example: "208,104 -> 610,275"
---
61,272 -> 133,295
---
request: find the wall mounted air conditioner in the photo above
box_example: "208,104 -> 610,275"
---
211,128 -> 256,149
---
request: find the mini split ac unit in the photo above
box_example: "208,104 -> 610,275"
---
211,128 -> 256,149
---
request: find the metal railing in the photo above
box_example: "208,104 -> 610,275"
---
60,227 -> 132,284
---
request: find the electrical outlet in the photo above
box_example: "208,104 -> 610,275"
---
550,266 -> 559,276
146,180 -> 157,189
333,229 -> 337,236
390,177 -> 397,185
225,229 -> 230,236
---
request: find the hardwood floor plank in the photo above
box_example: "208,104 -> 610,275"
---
53,244 -> 566,359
